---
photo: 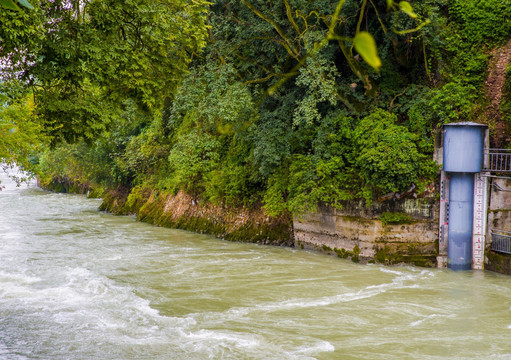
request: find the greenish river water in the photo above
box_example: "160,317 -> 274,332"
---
1,171 -> 511,359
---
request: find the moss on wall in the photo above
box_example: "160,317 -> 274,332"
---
98,187 -> 131,214
40,176 -> 93,195
318,242 -> 435,267
374,244 -> 437,267
378,211 -> 415,226
486,250 -> 511,274
319,244 -> 361,263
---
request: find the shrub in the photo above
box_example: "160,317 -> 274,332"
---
353,109 -> 435,201
165,130 -> 221,193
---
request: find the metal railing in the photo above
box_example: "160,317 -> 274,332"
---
491,229 -> 511,254
484,149 -> 511,172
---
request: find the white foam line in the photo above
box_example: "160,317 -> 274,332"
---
0,271 -> 41,285
184,329 -> 261,348
181,329 -> 335,360
195,271 -> 426,323
294,340 -> 335,355
379,267 -> 405,275
409,313 -> 456,327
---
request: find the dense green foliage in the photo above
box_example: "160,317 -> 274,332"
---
0,96 -> 45,175
1,0 -> 510,215
1,0 -> 209,143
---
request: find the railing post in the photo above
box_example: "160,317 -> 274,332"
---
491,230 -> 511,254
483,149 -> 511,173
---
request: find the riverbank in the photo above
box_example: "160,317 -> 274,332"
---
40,176 -> 442,267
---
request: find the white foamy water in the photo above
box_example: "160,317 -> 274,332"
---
1,170 -> 511,359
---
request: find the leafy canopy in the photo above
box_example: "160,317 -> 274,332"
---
1,0 -> 210,144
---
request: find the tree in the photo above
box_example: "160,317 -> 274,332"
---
0,96 -> 46,174
209,0 -> 428,100
0,0 -> 210,144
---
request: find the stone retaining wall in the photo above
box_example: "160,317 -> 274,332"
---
294,199 -> 439,267
485,177 -> 511,273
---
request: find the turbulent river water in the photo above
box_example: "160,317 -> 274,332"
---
1,171 -> 511,360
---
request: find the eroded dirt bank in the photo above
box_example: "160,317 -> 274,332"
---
99,186 -> 294,246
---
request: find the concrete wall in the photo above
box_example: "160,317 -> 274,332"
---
294,198 -> 439,267
292,176 -> 511,271
485,177 -> 511,273
487,177 -> 511,228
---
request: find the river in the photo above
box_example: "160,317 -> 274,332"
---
1,170 -> 511,359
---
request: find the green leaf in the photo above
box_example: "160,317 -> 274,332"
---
386,0 -> 394,9
353,31 -> 382,70
17,0 -> 34,9
399,1 -> 417,18
0,0 -> 20,11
